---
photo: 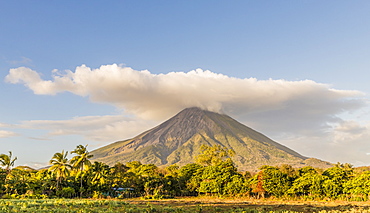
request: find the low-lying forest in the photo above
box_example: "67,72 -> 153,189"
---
0,144 -> 370,201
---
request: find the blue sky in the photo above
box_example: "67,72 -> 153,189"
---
1,1 -> 370,168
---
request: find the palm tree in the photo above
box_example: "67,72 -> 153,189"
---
0,151 -> 17,174
48,150 -> 72,190
70,145 -> 93,196
89,161 -> 110,192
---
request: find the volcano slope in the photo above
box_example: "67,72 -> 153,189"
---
91,107 -> 331,171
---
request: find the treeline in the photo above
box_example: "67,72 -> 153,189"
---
1,144 -> 370,201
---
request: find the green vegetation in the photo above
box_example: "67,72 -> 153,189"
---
0,145 -> 370,203
1,145 -> 370,212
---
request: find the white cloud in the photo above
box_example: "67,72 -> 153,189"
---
5,67 -> 56,95
6,64 -> 365,122
335,120 -> 367,134
0,123 -> 7,128
20,115 -> 158,142
5,64 -> 370,166
0,130 -> 18,138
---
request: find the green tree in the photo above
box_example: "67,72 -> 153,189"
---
0,151 -> 17,174
279,164 -> 297,179
125,161 -> 146,192
126,161 -> 143,174
322,166 -> 352,198
4,167 -> 32,195
110,162 -> 129,189
178,163 -> 203,195
259,166 -> 291,198
165,164 -> 179,178
88,161 -> 110,193
70,144 -> 93,197
288,173 -> 326,199
0,168 -> 7,194
163,164 -> 182,196
195,144 -> 235,166
343,171 -> 370,201
297,166 -> 317,177
198,160 -> 240,196
223,173 -> 248,196
137,164 -> 159,177
143,176 -> 165,199
48,150 -> 72,190
28,168 -> 53,196
70,145 -> 93,172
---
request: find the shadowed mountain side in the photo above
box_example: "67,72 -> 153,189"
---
91,107 -> 332,171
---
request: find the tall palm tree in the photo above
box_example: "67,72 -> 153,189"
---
70,145 -> 93,196
0,151 -> 17,174
48,150 -> 72,190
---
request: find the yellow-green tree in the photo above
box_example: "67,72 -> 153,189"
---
0,151 -> 17,174
70,144 -> 93,197
195,144 -> 235,166
259,166 -> 291,198
48,150 -> 72,190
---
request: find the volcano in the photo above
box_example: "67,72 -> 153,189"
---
91,107 -> 331,171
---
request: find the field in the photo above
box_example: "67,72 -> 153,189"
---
1,198 -> 370,212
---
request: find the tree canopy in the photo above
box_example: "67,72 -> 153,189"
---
1,146 -> 369,201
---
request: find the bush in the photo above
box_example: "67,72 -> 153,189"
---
56,187 -> 76,198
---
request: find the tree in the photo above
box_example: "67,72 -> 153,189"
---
88,161 -> 110,193
179,163 -> 204,195
165,164 -> 180,178
110,162 -> 129,189
195,144 -> 235,166
70,144 -> 93,197
0,151 -> 17,174
259,166 -> 291,198
343,171 -> 370,201
137,164 -> 159,177
223,174 -> 248,196
322,166 -> 352,198
126,161 -> 143,174
250,171 -> 266,199
70,145 -> 93,172
0,168 -> 7,194
288,173 -> 326,198
34,169 -> 55,196
48,150 -> 72,190
5,167 -> 32,195
297,166 -> 317,177
279,164 -> 297,179
198,160 -> 239,196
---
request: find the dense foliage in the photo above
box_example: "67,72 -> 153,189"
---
0,145 -> 370,201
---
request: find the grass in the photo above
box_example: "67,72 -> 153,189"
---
0,197 -> 370,212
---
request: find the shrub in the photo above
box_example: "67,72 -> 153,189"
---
56,187 -> 76,198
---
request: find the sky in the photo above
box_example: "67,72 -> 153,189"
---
1,1 -> 370,168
